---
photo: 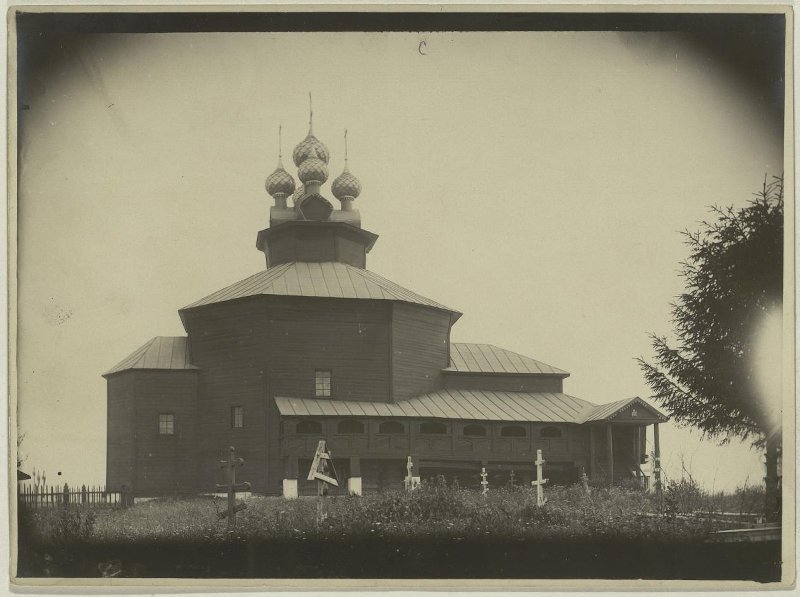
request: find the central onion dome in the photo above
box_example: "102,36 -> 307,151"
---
265,157 -> 296,198
297,146 -> 329,184
293,128 -> 330,167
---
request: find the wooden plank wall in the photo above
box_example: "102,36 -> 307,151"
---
442,373 -> 564,393
106,373 -> 136,491
391,303 -> 451,400
132,370 -> 198,496
184,299 -> 273,494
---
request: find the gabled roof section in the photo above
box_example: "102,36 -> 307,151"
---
580,397 -> 669,423
275,389 -> 597,423
446,343 -> 569,376
103,336 -> 199,377
181,261 -> 461,317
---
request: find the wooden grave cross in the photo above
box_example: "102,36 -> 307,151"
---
404,456 -> 420,491
531,449 -> 548,507
216,446 -> 250,529
307,440 -> 338,523
580,466 -> 590,493
480,467 -> 489,495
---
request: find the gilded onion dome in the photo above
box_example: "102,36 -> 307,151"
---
297,147 -> 329,184
265,157 -> 296,198
332,129 -> 362,201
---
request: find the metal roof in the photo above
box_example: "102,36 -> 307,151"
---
580,397 -> 669,423
275,390 -> 598,423
182,262 -> 460,316
446,343 -> 569,376
103,336 -> 199,377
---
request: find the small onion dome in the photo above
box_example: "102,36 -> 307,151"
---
265,159 -> 296,198
297,149 -> 329,184
331,167 -> 362,201
293,131 -> 330,167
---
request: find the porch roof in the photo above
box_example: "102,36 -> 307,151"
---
580,397 -> 669,423
275,390 -> 597,423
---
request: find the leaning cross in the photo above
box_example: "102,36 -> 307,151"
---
531,449 -> 548,507
216,446 -> 250,529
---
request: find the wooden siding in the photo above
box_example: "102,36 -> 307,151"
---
266,297 -> 391,403
106,373 -> 136,491
391,303 -> 451,401
264,225 -> 368,268
442,372 -> 564,393
280,418 -> 589,469
183,299 -> 276,494
131,370 -> 198,496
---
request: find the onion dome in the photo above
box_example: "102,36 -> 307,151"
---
332,167 -> 362,200
293,95 -> 330,166
265,158 -> 296,198
297,147 -> 329,184
293,131 -> 330,167
331,129 -> 362,201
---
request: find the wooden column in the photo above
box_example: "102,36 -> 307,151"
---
606,424 -> 614,486
348,456 -> 362,496
588,426 -> 596,478
653,423 -> 661,493
633,426 -> 641,486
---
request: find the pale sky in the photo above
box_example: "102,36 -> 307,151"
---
15,31 -> 784,492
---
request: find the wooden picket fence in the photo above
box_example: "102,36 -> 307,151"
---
18,483 -> 133,508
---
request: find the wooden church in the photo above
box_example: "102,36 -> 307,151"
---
104,114 -> 668,498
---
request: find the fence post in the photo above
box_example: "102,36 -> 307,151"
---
62,483 -> 69,506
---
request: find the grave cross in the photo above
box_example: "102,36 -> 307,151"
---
480,467 -> 489,495
531,449 -> 548,507
404,456 -> 419,491
307,440 -> 338,524
216,446 -> 250,529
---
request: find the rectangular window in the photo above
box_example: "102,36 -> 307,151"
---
231,406 -> 244,428
315,369 -> 332,397
158,413 -> 175,435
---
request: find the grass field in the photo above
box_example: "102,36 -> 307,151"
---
17,479 -> 779,580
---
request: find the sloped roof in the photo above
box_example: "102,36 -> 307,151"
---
275,390 -> 597,423
182,262 -> 460,317
446,343 -> 569,376
580,397 -> 669,423
103,336 -> 199,377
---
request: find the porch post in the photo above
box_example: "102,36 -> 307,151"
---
606,424 -> 614,486
633,426 -> 641,486
588,426 -> 596,479
348,456 -> 362,496
653,423 -> 662,493
282,457 -> 299,499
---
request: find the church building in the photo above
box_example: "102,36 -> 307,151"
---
104,113 -> 668,497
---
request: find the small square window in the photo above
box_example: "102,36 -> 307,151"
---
158,413 -> 175,435
315,370 -> 332,398
231,406 -> 244,428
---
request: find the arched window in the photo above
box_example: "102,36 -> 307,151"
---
378,421 -> 405,434
337,419 -> 365,434
296,420 -> 322,435
420,421 -> 447,435
463,424 -> 486,437
501,425 -> 526,438
540,426 -> 562,439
